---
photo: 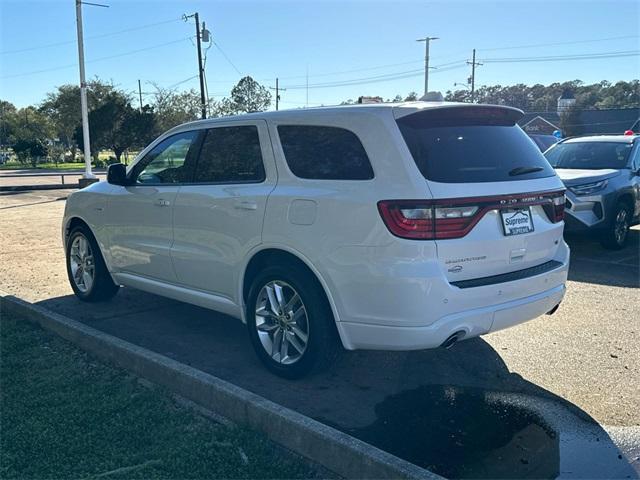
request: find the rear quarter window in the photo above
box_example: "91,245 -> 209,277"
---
277,125 -> 374,180
396,107 -> 556,183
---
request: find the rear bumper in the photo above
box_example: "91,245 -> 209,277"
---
328,239 -> 569,351
337,284 -> 566,350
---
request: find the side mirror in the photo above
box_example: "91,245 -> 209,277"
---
107,163 -> 129,186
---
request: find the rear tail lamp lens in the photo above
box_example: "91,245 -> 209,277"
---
378,202 -> 481,240
378,190 -> 565,240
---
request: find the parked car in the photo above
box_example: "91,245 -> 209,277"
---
545,135 -> 640,249
528,133 -> 558,152
62,102 -> 569,378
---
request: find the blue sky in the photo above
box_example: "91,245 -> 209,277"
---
1,0 -> 638,110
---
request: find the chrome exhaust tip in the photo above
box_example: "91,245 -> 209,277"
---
441,331 -> 465,349
546,304 -> 560,315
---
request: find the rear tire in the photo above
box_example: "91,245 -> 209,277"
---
66,225 -> 119,302
601,202 -> 631,250
246,264 -> 340,379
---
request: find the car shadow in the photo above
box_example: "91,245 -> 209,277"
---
566,229 -> 639,288
36,290 -> 637,479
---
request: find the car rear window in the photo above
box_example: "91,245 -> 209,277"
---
396,107 -> 556,183
277,125 -> 374,180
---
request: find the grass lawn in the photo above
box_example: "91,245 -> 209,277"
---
0,314 -> 323,479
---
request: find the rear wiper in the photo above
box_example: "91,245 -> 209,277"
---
509,166 -> 545,176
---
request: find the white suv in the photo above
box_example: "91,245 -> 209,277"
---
63,102 -> 569,378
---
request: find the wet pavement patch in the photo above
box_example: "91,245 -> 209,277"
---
332,385 -> 559,479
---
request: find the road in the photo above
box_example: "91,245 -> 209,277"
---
1,189 -> 638,478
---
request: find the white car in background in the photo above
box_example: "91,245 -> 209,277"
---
62,102 -> 569,378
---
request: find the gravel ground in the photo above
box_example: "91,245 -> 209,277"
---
1,188 -> 638,428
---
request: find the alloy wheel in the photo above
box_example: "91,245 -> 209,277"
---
69,235 -> 95,293
255,280 -> 309,365
614,208 -> 629,245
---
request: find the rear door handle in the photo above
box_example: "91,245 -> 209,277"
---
234,201 -> 257,211
155,198 -> 171,207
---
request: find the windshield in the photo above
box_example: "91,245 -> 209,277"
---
545,142 -> 633,170
396,107 -> 556,183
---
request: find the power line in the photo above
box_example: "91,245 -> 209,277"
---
166,75 -> 200,89
156,37 -> 638,87
480,35 -> 640,52
481,50 -> 640,63
282,62 -> 466,90
213,41 -> 243,76
0,37 -> 192,79
0,17 -> 184,55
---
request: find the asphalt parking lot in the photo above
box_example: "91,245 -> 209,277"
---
1,188 -> 639,478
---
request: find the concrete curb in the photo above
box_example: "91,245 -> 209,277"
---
0,292 -> 442,480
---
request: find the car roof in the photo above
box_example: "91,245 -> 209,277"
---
560,135 -> 638,144
175,101 -> 524,131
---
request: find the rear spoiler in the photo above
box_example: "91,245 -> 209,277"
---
394,103 -> 524,127
393,103 -> 524,124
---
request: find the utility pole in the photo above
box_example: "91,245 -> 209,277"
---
194,13 -> 206,119
305,65 -> 309,108
466,49 -> 482,103
183,13 -> 209,118
269,78 -> 286,111
75,0 -> 98,184
416,36 -> 438,96
138,79 -> 143,112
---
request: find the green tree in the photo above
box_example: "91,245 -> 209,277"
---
404,92 -> 419,101
1,100 -> 18,150
559,105 -> 584,137
74,90 -> 157,163
13,137 -> 48,167
40,80 -> 118,161
10,107 -> 53,166
230,76 -> 271,113
149,84 -> 202,132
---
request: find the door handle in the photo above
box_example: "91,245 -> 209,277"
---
234,201 -> 257,210
155,198 -> 171,207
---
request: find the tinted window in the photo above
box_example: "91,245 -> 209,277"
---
396,107 -> 555,183
134,131 -> 199,184
278,125 -> 374,180
545,142 -> 633,170
194,126 -> 265,183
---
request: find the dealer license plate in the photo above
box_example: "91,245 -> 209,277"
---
500,207 -> 534,236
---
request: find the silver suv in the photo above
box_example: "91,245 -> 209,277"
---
545,134 -> 640,249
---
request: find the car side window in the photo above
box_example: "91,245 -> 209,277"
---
193,126 -> 265,183
631,142 -> 640,170
133,131 -> 200,184
277,125 -> 374,180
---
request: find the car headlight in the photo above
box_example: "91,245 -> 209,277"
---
569,180 -> 608,196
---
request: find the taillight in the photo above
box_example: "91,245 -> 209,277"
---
377,201 -> 481,239
378,190 -> 565,240
548,192 -> 566,222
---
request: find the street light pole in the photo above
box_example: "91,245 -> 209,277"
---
416,36 -> 439,96
75,0 -> 95,182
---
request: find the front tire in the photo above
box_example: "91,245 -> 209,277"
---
601,202 -> 631,250
246,264 -> 340,379
66,225 -> 119,301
